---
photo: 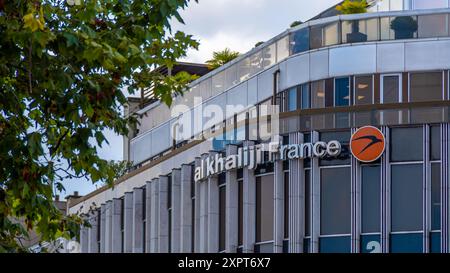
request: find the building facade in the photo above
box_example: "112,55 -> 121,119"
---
71,0 -> 450,253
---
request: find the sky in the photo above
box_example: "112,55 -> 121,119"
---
61,0 -> 342,198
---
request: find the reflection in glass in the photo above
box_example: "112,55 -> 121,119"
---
362,165 -> 381,233
320,167 -> 351,235
381,75 -> 400,103
409,72 -> 443,102
390,16 -> 418,39
418,14 -> 449,38
390,233 -> 423,253
391,164 -> 423,232
301,83 -> 310,109
335,77 -> 350,106
342,18 -> 378,43
311,81 -> 325,108
276,36 -> 290,62
290,27 -> 310,54
324,22 -> 339,46
431,163 -> 441,231
431,125 -> 441,161
390,127 -> 423,162
261,43 -> 276,69
355,76 -> 373,105
288,87 -> 297,111
319,236 -> 351,253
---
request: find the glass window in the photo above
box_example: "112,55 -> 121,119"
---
430,232 -> 441,253
431,125 -> 441,160
300,83 -> 310,109
212,70 -> 226,96
335,77 -> 350,106
305,170 -> 311,237
342,18 -> 379,43
324,22 -> 339,46
390,127 -> 423,162
390,16 -> 418,40
354,76 -> 373,105
391,164 -> 423,232
311,80 -> 325,108
256,175 -> 274,242
410,72 -> 443,102
390,233 -> 423,253
310,25 -> 323,49
237,57 -> 252,82
261,43 -> 276,69
287,87 -> 297,111
431,163 -> 441,231
319,236 -> 351,253
361,234 -> 381,253
320,131 -> 351,166
290,27 -> 310,54
381,75 -> 401,103
320,167 -> 351,235
276,36 -> 290,62
418,14 -> 448,38
390,0 -> 404,10
413,0 -> 448,9
219,185 -> 226,251
362,165 -> 381,233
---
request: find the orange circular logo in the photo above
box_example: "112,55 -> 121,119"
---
350,126 -> 385,163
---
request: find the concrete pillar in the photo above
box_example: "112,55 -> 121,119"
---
104,200 -> 112,253
158,176 -> 169,252
80,223 -> 88,253
243,141 -> 256,253
100,204 -> 106,253
111,198 -> 123,253
226,145 -> 239,253
274,154 -> 285,253
132,188 -> 144,253
123,192 -> 133,253
145,181 -> 152,253
311,131 -> 320,253
87,210 -> 99,253
171,168 -> 182,253
207,171 -> 219,253
199,154 -> 209,253
150,178 -> 160,252
288,132 -> 305,253
180,164 -> 193,252
194,157 -> 202,253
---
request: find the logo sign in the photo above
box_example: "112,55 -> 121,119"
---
350,126 -> 385,163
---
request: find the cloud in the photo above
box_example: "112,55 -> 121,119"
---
173,0 -> 342,63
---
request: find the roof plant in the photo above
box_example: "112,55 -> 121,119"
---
336,0 -> 380,14
206,48 -> 240,70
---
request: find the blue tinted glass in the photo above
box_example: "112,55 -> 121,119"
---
335,78 -> 350,106
362,166 -> 381,233
303,238 -> 311,253
360,234 -> 381,253
391,164 -> 423,232
283,239 -> 289,253
288,87 -> 297,111
431,163 -> 441,231
430,232 -> 441,253
319,236 -> 351,253
301,84 -> 310,109
291,28 -> 310,54
390,233 -> 423,253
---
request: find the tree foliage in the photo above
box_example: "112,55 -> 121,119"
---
205,48 -> 240,70
336,0 -> 379,14
0,0 -> 198,252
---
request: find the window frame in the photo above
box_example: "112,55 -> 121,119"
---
380,73 -> 403,104
334,77 -> 351,107
254,172 -> 275,249
353,75 -> 375,105
408,71 -> 445,102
